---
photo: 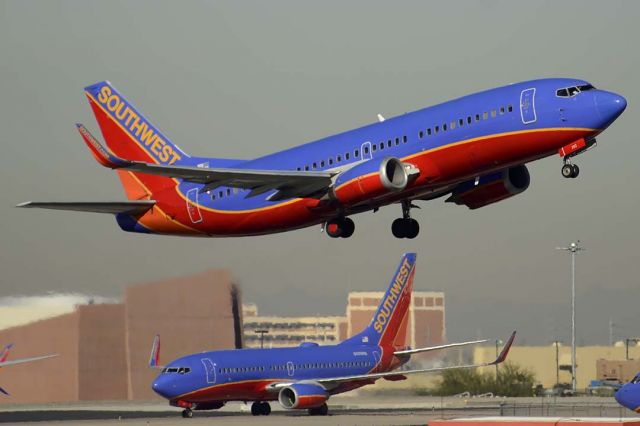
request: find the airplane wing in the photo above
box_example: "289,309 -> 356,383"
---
266,331 -> 515,392
78,124 -> 336,201
0,353 -> 58,367
393,339 -> 489,356
16,201 -> 156,214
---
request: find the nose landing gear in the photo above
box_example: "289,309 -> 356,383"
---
561,161 -> 580,179
392,200 -> 420,239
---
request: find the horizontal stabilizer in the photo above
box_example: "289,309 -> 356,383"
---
0,353 -> 58,368
16,201 -> 156,214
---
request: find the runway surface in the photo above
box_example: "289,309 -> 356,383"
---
1,395 -> 638,425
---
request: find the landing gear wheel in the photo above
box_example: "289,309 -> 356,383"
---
250,402 -> 261,416
561,164 -> 574,178
340,218 -> 355,238
181,408 -> 193,418
392,218 -> 406,238
308,403 -> 329,416
324,217 -> 355,238
261,402 -> 271,416
571,164 -> 580,178
405,219 -> 419,239
392,218 -> 420,239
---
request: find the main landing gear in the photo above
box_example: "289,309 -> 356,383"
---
181,408 -> 193,418
324,217 -> 355,238
561,160 -> 580,179
392,200 -> 419,239
308,403 -> 329,416
251,401 -> 271,416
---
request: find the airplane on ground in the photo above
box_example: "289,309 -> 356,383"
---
615,372 -> 640,413
149,253 -> 516,418
0,343 -> 58,395
18,79 -> 626,238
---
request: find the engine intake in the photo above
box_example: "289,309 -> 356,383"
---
278,383 -> 328,409
446,165 -> 530,210
379,157 -> 408,191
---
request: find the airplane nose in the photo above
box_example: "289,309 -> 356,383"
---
595,91 -> 627,123
152,376 -> 172,399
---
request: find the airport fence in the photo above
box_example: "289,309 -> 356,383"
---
497,400 -> 633,418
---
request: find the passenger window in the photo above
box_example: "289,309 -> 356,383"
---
483,112 -> 488,120
364,146 -> 369,154
459,118 -> 464,126
226,189 -> 231,196
372,145 -> 377,152
345,153 -> 350,160
296,167 -> 301,171
320,160 -> 325,167
387,140 -> 392,148
508,105 -> 513,112
419,131 -> 424,139
475,114 -> 480,121
312,162 -> 317,169
434,125 -> 439,133
354,149 -> 359,157
403,135 -> 407,143
491,109 -> 496,118
218,191 -> 223,198
427,128 -> 432,136
379,142 -> 384,150
329,158 -> 334,165
450,121 -> 456,129
337,155 -> 342,162
211,194 -> 216,200
499,106 -> 505,114
443,123 -> 447,131
233,188 -> 238,195
467,116 -> 472,124
304,165 -> 309,171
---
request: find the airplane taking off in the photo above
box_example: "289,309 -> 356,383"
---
19,79 -> 626,238
149,253 -> 516,418
615,373 -> 640,413
0,343 -> 57,395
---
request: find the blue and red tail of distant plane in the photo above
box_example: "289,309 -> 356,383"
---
148,253 -> 515,417
19,78 -> 626,239
0,344 -> 57,396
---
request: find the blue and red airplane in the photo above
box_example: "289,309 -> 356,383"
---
149,253 -> 516,418
19,79 -> 626,238
615,372 -> 640,413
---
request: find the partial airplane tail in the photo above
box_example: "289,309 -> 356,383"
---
341,253 -> 416,348
83,81 -> 189,199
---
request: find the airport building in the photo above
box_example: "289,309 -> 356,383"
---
243,291 -> 446,356
0,270 -> 241,404
473,342 -> 640,389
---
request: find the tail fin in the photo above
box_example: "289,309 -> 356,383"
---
0,344 -> 13,364
83,81 -> 189,199
342,253 -> 417,348
149,334 -> 162,369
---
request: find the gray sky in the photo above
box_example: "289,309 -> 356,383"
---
1,0 -> 638,345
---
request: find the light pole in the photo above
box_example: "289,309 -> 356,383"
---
255,329 -> 269,349
556,240 -> 585,392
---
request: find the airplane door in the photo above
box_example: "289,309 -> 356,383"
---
361,142 -> 373,161
201,358 -> 216,384
520,88 -> 537,124
186,187 -> 203,224
286,361 -> 295,377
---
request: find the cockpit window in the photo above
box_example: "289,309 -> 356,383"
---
632,374 -> 640,384
556,84 -> 596,98
161,367 -> 191,374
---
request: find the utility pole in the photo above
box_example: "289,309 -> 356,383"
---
554,340 -> 561,386
556,241 -> 585,392
255,329 -> 269,349
609,318 -> 614,347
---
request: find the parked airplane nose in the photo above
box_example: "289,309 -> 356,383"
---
152,376 -> 173,399
614,387 -> 634,411
595,91 -> 627,124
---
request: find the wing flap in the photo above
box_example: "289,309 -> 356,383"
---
16,201 -> 156,214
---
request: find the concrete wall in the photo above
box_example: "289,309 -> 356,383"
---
124,269 -> 238,400
0,312 -> 79,404
78,304 -> 127,400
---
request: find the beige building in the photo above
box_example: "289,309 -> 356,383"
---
474,342 -> 640,389
243,315 -> 347,348
242,291 -> 446,355
0,269 -> 241,404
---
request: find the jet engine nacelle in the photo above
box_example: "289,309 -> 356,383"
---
446,165 -> 530,210
332,157 -> 418,205
278,383 -> 328,409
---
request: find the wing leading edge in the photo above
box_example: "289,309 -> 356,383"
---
16,201 -> 156,214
